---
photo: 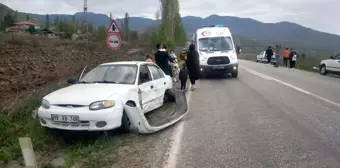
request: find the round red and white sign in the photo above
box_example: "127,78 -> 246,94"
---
201,31 -> 211,36
106,33 -> 122,50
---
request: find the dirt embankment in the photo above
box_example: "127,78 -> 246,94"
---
0,34 -> 150,110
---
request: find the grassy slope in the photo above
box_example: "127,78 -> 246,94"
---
0,44 -> 148,168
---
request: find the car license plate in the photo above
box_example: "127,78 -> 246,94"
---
51,114 -> 79,123
213,66 -> 225,70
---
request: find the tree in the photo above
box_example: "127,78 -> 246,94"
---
54,16 -> 60,31
0,5 -> 4,22
120,22 -> 124,40
59,20 -> 76,33
26,14 -> 30,21
14,10 -> 18,22
27,25 -> 36,34
1,13 -> 15,30
88,23 -> 93,33
152,0 -> 186,48
45,14 -> 50,29
72,15 -> 76,24
124,12 -> 130,42
93,26 -> 107,41
173,13 -> 187,46
130,30 -> 139,41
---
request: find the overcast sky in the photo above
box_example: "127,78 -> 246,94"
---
2,0 -> 340,35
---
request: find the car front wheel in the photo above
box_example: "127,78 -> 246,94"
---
320,64 -> 328,76
120,111 -> 134,133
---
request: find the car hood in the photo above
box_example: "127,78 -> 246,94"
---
44,84 -> 134,105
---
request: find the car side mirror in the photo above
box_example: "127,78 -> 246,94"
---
330,56 -> 335,59
67,78 -> 78,84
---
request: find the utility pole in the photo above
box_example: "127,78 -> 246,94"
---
110,13 -> 112,22
83,0 -> 88,42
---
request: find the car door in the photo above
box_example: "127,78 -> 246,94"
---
148,65 -> 167,107
257,51 -> 265,61
328,54 -> 340,72
138,64 -> 157,113
335,55 -> 340,73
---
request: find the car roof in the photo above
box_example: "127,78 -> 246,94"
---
100,61 -> 155,66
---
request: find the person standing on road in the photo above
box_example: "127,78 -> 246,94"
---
170,50 -> 180,80
179,62 -> 189,91
236,45 -> 241,57
283,48 -> 290,67
185,44 -> 200,91
154,44 -> 171,75
274,45 -> 281,67
265,46 -> 273,64
289,49 -> 297,68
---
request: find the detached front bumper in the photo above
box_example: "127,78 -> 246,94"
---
200,63 -> 238,74
38,105 -> 123,131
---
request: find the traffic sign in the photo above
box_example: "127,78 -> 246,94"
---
107,19 -> 121,34
106,33 -> 122,51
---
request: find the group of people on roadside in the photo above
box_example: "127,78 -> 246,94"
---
146,43 -> 200,91
145,44 -> 180,81
265,45 -> 298,68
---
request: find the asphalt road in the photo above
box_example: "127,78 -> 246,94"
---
172,60 -> 340,168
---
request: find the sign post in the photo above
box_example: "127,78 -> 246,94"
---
106,19 -> 122,51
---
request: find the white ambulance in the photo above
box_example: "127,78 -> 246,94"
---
192,25 -> 238,77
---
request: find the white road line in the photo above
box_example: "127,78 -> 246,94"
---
163,82 -> 193,168
241,66 -> 340,108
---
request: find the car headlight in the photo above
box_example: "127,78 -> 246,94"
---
41,99 -> 50,109
89,100 -> 115,110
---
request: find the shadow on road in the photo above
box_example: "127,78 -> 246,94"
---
201,73 -> 235,80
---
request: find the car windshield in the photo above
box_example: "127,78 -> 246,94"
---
199,36 -> 233,52
79,64 -> 137,85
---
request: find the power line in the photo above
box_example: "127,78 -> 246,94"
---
83,0 -> 88,42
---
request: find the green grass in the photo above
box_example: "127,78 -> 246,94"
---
63,133 -> 135,168
0,80 -> 135,167
0,84 -> 66,165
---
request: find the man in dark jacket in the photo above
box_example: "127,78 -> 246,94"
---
265,46 -> 273,64
154,44 -> 171,76
185,44 -> 200,91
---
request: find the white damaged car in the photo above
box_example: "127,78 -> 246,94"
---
38,61 -> 188,134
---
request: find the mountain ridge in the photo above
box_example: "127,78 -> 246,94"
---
1,3 -> 339,54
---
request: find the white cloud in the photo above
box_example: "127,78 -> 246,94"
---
2,0 -> 340,35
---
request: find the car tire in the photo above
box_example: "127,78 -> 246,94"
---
164,89 -> 176,102
231,70 -> 238,78
120,110 -> 134,133
320,64 -> 328,75
200,72 -> 205,79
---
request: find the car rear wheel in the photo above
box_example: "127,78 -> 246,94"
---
320,64 -> 328,75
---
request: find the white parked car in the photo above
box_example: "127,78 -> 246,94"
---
38,61 -> 188,133
256,50 -> 276,63
319,53 -> 340,75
